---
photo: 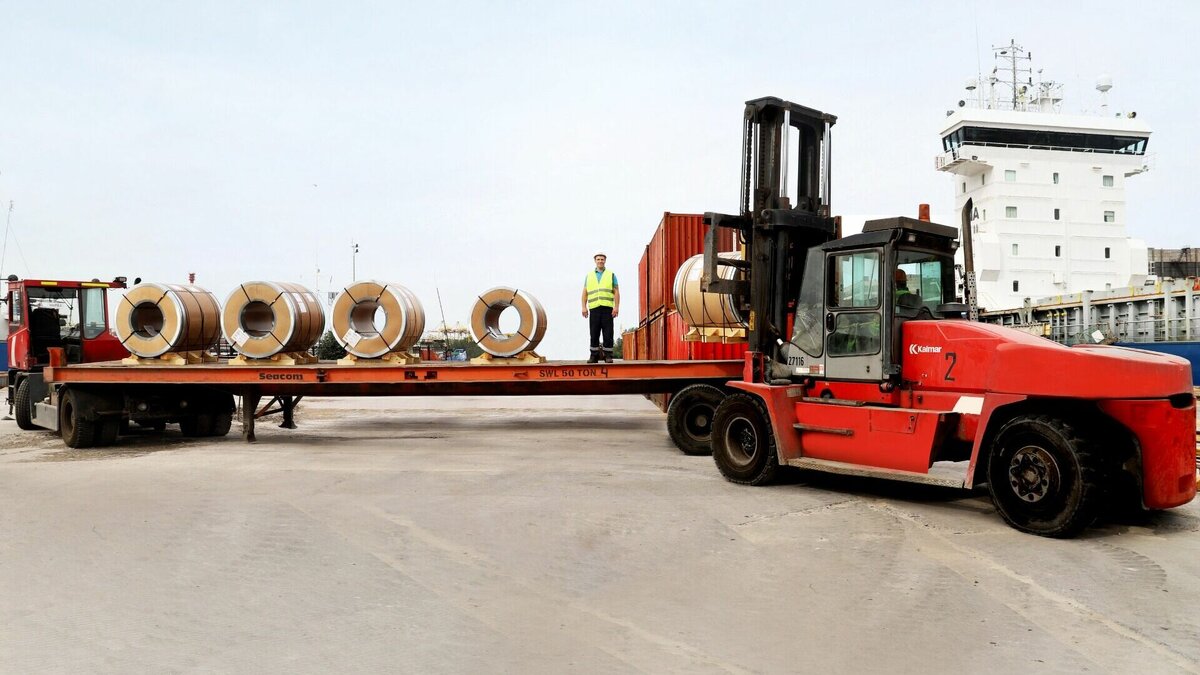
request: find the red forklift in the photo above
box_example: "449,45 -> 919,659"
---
6,276 -> 131,431
682,97 -> 1196,537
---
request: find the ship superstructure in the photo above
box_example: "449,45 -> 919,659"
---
936,40 -> 1152,311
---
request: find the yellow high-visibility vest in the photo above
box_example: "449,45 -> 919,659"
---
585,270 -> 615,309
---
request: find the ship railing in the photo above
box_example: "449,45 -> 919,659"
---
1051,318 -> 1200,346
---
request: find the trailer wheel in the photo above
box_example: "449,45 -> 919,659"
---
179,414 -> 213,438
60,389 -> 97,449
666,384 -> 726,455
211,412 -> 233,437
711,393 -> 779,485
986,414 -> 1106,538
14,379 -> 36,431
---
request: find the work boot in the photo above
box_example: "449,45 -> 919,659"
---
602,350 -> 613,363
588,349 -> 600,364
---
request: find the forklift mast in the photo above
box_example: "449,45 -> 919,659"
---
702,97 -> 838,363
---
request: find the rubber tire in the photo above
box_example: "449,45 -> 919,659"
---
179,414 -> 214,438
711,393 -> 779,485
96,419 -> 120,447
14,379 -> 35,431
60,389 -> 97,449
210,412 -> 233,437
666,384 -> 726,455
986,414 -> 1106,538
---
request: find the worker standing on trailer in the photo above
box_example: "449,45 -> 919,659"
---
581,253 -> 620,363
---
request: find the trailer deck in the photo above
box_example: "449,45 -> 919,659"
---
42,357 -> 744,442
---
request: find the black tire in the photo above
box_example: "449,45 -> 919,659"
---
666,384 -> 726,455
986,414 -> 1106,538
210,412 -> 233,437
711,393 -> 779,485
96,419 -> 120,447
60,388 -> 97,449
14,379 -> 35,431
179,414 -> 213,438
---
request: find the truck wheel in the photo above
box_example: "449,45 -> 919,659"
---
666,384 -> 726,455
14,379 -> 35,431
986,414 -> 1105,538
60,389 -> 97,449
711,393 -> 779,485
96,419 -> 120,447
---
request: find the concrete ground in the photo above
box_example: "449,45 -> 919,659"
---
0,394 -> 1198,674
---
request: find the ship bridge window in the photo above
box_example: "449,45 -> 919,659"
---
1103,175 -> 1114,187
952,126 -> 1149,155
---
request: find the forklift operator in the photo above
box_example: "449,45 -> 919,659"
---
894,268 -> 912,299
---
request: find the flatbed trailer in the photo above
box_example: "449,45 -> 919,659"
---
37,352 -> 743,445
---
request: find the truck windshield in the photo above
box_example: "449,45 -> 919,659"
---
27,287 -> 81,341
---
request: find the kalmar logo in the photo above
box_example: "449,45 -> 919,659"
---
909,344 -> 942,355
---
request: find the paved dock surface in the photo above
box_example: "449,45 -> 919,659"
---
1,395 -> 1198,674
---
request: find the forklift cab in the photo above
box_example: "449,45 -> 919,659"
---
783,217 -> 962,382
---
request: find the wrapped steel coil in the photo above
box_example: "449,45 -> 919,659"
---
116,282 -> 222,358
330,281 -> 425,358
673,252 -> 746,330
470,287 -> 547,357
222,281 -> 325,359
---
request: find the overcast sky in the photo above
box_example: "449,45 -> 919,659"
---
1,1 -> 1195,358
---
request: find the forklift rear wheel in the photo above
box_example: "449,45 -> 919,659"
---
60,388 -> 97,449
14,379 -> 36,431
666,384 -> 726,455
711,393 -> 779,485
986,414 -> 1105,538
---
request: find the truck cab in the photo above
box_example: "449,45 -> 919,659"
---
6,276 -> 129,429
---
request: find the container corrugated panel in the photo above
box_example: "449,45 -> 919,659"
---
636,325 -> 647,361
646,314 -> 666,361
665,311 -> 688,360
644,212 -> 739,320
637,246 -> 649,325
689,339 -> 748,360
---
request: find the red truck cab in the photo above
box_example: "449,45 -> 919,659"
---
6,276 -> 129,428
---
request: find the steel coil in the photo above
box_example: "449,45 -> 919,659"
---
470,287 -> 547,357
673,252 -> 745,330
116,282 -> 222,358
222,281 -> 325,359
330,281 -> 425,358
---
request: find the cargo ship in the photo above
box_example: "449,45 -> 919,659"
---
935,40 -> 1200,383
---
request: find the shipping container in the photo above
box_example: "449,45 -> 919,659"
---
665,311 -> 688,360
643,212 -> 739,322
621,329 -> 638,360
647,314 -> 666,361
637,246 -> 649,325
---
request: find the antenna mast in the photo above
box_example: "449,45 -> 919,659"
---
991,39 -> 1033,110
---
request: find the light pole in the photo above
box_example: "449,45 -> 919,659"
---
351,241 -> 359,281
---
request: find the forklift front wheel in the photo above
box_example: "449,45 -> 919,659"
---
666,384 -> 726,455
711,393 -> 779,485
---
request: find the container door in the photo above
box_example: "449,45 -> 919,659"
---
824,249 -> 885,381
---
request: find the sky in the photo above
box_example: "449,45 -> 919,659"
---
0,0 -> 1195,358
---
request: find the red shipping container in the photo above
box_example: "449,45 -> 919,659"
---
637,246 -> 649,325
643,212 -> 739,321
688,339 -> 749,361
636,325 -> 647,361
646,314 -> 666,361
621,329 -> 638,360
665,311 -> 688,360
